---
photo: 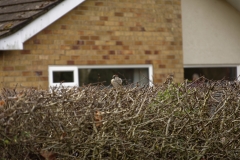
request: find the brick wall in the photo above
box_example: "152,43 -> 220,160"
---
0,0 -> 183,89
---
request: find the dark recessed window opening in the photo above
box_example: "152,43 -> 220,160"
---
184,67 -> 237,81
53,71 -> 74,83
78,68 -> 149,86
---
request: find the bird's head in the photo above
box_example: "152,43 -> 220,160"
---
112,75 -> 118,79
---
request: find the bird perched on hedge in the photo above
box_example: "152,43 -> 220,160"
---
111,75 -> 122,88
164,74 -> 174,85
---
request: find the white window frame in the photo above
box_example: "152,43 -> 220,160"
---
237,66 -> 240,80
49,65 -> 153,87
49,66 -> 79,87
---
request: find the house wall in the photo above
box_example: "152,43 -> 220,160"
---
0,0 -> 183,89
182,0 -> 240,66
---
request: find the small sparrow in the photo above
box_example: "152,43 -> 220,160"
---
164,74 -> 174,85
111,75 -> 122,88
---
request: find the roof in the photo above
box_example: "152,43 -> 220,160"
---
0,0 -> 85,50
0,0 -> 63,39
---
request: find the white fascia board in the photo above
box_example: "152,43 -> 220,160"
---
0,0 -> 85,50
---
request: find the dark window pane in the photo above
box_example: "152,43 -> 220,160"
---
184,67 -> 236,81
53,71 -> 74,83
78,68 -> 149,86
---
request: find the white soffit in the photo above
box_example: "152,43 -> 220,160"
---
0,0 -> 85,50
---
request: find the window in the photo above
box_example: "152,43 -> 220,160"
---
184,65 -> 238,81
53,71 -> 74,83
49,66 -> 78,87
49,65 -> 153,87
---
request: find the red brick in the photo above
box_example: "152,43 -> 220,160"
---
92,46 -> 100,50
3,66 -> 14,71
177,14 -> 181,19
43,30 -> 52,34
166,19 -> 173,23
80,36 -> 89,40
103,55 -> 109,59
115,12 -> 124,17
26,77 -> 37,81
21,50 -> 31,54
116,41 -> 123,45
87,60 -> 96,64
91,21 -> 104,26
162,41 -> 169,45
135,41 -> 142,45
72,46 -> 79,50
76,40 -> 84,45
67,60 -> 75,65
39,77 -> 48,81
33,39 -> 41,44
167,55 -> 175,59
95,2 -> 103,6
107,31 -> 114,35
130,27 -> 138,31
125,56 -> 129,59
81,46 -> 91,50
123,46 -> 129,50
135,22 -> 141,26
166,46 -> 174,50
145,51 -> 151,54
119,22 -> 124,26
75,11 -> 84,15
136,13 -> 142,17
171,42 -> 177,45
109,50 -> 115,55
165,1 -> 172,5
32,61 -> 42,65
78,6 -> 88,10
90,36 -> 99,40
71,56 -> 80,60
111,36 -> 119,40
78,31 -> 84,35
102,46 -> 110,50
157,28 -> 165,32
159,64 -> 166,68
100,16 -> 108,21
60,45 -> 71,50
141,27 -> 145,31
116,51 -> 123,55
61,25 -> 67,29
22,71 -> 32,76
86,41 -> 95,45
145,60 -> 152,64
35,71 -> 42,76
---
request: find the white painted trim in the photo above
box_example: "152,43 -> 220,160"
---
49,66 -> 79,87
237,66 -> 240,80
48,65 -> 153,87
0,0 -> 85,50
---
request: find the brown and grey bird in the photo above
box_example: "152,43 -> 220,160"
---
164,74 -> 174,85
111,75 -> 122,88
